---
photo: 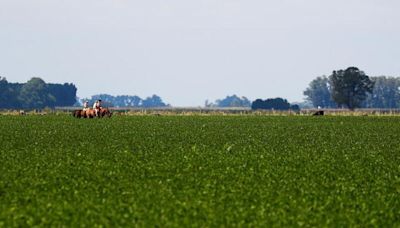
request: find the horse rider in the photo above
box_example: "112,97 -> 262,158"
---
93,99 -> 102,117
83,100 -> 89,111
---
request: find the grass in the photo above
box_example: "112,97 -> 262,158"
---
0,115 -> 399,227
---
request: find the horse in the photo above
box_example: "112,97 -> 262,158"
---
72,109 -> 83,118
99,108 -> 112,118
73,108 -> 112,118
83,109 -> 97,118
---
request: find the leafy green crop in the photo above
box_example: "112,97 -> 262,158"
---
0,116 -> 399,227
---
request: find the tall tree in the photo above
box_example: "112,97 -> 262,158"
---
0,77 -> 12,108
48,83 -> 77,107
303,76 -> 336,108
364,76 -> 400,108
18,77 -> 56,109
329,67 -> 374,110
5,82 -> 23,109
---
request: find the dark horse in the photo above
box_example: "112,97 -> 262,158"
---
72,109 -> 83,118
99,108 -> 112,118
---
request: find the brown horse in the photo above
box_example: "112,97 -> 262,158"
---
72,109 -> 83,118
73,108 -> 112,118
83,109 -> 97,118
99,108 -> 112,118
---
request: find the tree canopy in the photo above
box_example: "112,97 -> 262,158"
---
303,67 -> 396,109
251,98 -> 299,111
206,95 -> 251,108
304,76 -> 336,108
329,67 -> 374,110
0,77 -> 77,109
363,77 -> 400,108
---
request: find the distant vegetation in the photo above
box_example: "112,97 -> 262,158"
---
205,95 -> 251,108
304,67 -> 400,109
251,98 -> 300,111
208,67 -> 397,111
81,94 -> 169,108
0,77 -> 77,109
1,66 -> 399,110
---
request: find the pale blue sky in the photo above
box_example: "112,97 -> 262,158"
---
1,0 -> 399,106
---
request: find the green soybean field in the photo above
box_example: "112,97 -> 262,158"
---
0,115 -> 399,227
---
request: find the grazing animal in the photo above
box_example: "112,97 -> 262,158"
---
313,110 -> 324,116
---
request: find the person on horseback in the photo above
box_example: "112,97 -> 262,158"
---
83,101 -> 89,111
93,99 -> 102,117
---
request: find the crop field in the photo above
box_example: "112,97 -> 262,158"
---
0,115 -> 399,227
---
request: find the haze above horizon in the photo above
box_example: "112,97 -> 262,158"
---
1,0 -> 399,106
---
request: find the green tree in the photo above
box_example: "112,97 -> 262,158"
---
0,77 -> 22,109
18,77 -> 56,109
0,77 -> 11,108
251,97 -> 298,110
48,83 -> 77,107
303,76 -> 336,108
364,76 -> 400,108
214,95 -> 251,108
329,67 -> 374,110
142,95 -> 168,107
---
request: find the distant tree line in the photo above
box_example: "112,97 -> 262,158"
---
0,77 -> 77,109
251,98 -> 300,111
205,95 -> 251,108
304,67 -> 399,109
207,95 -> 300,111
82,94 -> 169,108
3,67 -> 397,111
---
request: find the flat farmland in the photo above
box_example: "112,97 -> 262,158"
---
0,115 -> 399,227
